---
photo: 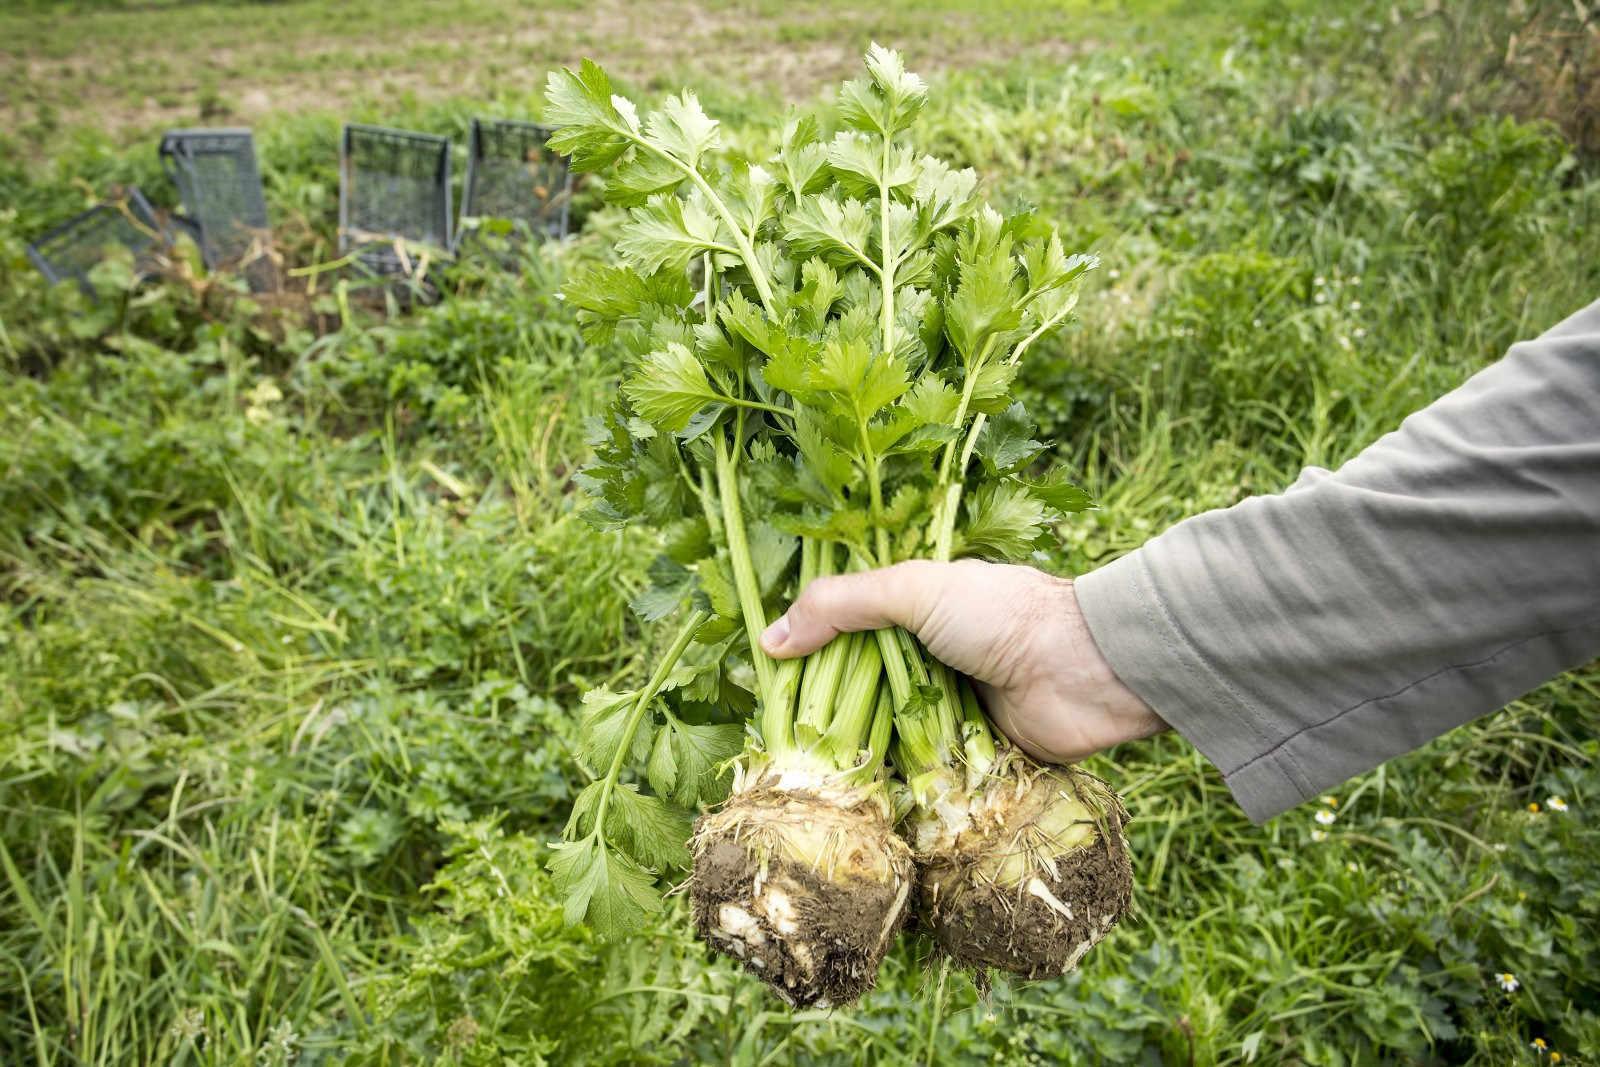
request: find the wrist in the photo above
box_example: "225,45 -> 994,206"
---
1060,577 -> 1170,744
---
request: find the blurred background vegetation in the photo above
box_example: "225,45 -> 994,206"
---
1,0 -> 1597,1063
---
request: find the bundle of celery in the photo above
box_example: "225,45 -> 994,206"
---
545,46 -> 1131,1007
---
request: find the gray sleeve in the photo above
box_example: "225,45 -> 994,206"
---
1075,298 -> 1600,823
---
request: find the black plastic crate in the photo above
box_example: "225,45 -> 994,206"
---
459,117 -> 572,246
159,127 -> 273,291
26,189 -> 166,298
339,123 -> 453,281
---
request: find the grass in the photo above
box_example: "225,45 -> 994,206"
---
2,0 -> 1599,1063
0,0 -> 1321,154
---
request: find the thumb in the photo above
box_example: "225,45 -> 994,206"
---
760,561 -> 943,658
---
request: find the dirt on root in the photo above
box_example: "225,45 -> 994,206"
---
689,784 -> 914,1008
918,767 -> 1134,980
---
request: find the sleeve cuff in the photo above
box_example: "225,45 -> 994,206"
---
1074,549 -> 1312,823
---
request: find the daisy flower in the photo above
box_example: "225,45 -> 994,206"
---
1495,972 -> 1520,993
1546,796 -> 1568,812
1315,808 -> 1337,826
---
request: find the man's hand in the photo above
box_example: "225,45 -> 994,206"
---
760,559 -> 1168,763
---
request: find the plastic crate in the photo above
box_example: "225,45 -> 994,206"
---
159,127 -> 273,290
25,189 -> 165,298
339,123 -> 453,281
459,117 -> 572,246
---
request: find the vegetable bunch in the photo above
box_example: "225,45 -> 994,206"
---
544,46 -> 1131,1007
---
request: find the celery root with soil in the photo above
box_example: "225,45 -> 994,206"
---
543,45 -> 1130,1004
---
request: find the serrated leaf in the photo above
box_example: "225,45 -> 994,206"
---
825,132 -> 919,194
784,195 -> 873,269
661,517 -> 712,564
974,402 -> 1045,474
1016,468 -> 1094,513
902,375 -> 960,424
624,342 -> 724,432
793,411 -> 854,496
563,265 -> 693,344
915,156 -> 980,232
747,521 -> 798,597
606,783 -> 693,869
881,484 -> 927,528
838,43 -> 927,136
716,162 -> 779,240
779,507 -> 871,546
576,686 -> 650,772
792,258 -> 844,333
544,61 -> 634,171
959,480 -> 1050,559
694,555 -> 741,620
643,91 -> 720,167
617,193 -> 729,276
548,835 -> 661,937
608,150 -> 685,206
967,359 -> 1021,414
880,200 -> 922,266
719,288 -> 787,358
651,714 -> 744,807
646,728 -> 679,803
631,555 -> 696,621
775,117 -> 831,197
945,220 -> 1024,362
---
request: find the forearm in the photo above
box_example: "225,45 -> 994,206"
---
1077,299 -> 1600,822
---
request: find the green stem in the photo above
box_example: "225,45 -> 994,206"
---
846,685 -> 895,786
933,305 -> 1079,561
821,633 -> 884,767
794,545 -> 849,742
958,673 -> 998,776
722,395 -> 796,420
713,433 -> 790,751
632,136 -> 782,318
878,132 -> 898,358
590,609 -> 707,846
696,466 -> 724,544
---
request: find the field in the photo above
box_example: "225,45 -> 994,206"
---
2,0 -> 1599,1063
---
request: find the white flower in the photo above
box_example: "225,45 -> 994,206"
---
1348,300 -> 1362,310
1354,327 -> 1367,339
1547,795 -> 1568,812
1109,269 -> 1121,279
1319,795 -> 1338,807
1315,808 -> 1337,825
1252,318 -> 1262,328
1311,829 -> 1327,842
1314,275 -> 1325,286
1351,275 -> 1362,285
1315,291 -> 1328,304
1346,861 -> 1358,872
1337,335 -> 1351,349
1496,972 -> 1520,993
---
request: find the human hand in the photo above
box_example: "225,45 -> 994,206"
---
759,559 -> 1168,763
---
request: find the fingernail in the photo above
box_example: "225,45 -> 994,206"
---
761,615 -> 790,652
